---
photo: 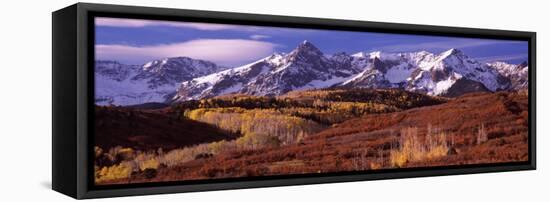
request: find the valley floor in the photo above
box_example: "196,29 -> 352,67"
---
93,89 -> 529,185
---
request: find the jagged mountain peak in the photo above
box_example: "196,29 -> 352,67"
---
142,56 -> 218,71
351,52 -> 368,58
439,48 -> 467,59
134,56 -> 225,88
330,52 -> 352,62
300,39 -> 313,46
416,50 -> 432,55
290,40 -> 323,57
369,51 -> 383,59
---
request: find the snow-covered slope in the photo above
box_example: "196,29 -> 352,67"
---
342,49 -> 513,96
341,51 -> 421,89
405,48 -> 511,96
487,61 -> 529,90
174,41 -> 365,101
95,57 -> 226,106
134,57 -> 224,88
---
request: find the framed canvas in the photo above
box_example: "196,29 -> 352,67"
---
52,3 -> 536,199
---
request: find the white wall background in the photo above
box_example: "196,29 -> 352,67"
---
0,0 -> 547,201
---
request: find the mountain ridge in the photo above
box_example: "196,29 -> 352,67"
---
95,41 -> 528,105
174,41 -> 527,101
95,57 -> 227,105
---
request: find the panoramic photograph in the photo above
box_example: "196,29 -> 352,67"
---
93,17 -> 529,185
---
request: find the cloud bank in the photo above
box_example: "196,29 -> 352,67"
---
95,17 -> 258,31
96,39 -> 279,66
250,34 -> 271,40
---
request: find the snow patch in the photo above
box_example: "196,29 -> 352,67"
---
432,77 -> 456,95
219,82 -> 243,95
385,63 -> 414,83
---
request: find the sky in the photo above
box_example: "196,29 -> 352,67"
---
95,17 -> 529,67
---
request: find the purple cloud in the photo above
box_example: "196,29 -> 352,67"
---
96,39 -> 279,66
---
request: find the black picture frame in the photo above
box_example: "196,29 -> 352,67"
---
52,2 -> 536,199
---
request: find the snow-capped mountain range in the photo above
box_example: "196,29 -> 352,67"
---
95,40 -> 528,105
95,57 -> 227,105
